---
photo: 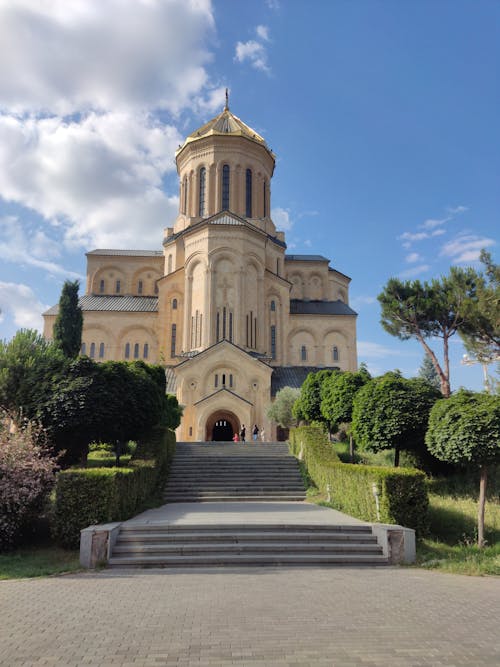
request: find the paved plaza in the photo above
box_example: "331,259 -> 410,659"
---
1,565 -> 499,666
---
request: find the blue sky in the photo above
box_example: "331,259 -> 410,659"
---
0,0 -> 498,390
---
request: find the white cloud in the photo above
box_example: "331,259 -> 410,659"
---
446,205 -> 468,215
422,217 -> 448,230
256,25 -> 270,41
272,207 -> 293,231
0,216 -> 83,279
440,234 -> 496,264
351,295 -> 377,308
266,0 -> 281,9
405,252 -> 421,263
303,239 -> 312,247
0,281 -> 49,330
357,341 -> 402,358
399,264 -> 431,278
0,112 -> 182,250
235,39 -> 270,73
0,0 -> 216,115
399,206 -> 467,247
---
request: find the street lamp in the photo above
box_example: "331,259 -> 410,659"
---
461,353 -> 499,393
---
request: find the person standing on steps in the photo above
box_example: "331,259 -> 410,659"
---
239,424 -> 246,443
260,428 -> 265,442
252,424 -> 259,441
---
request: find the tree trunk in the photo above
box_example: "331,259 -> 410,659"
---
349,434 -> 354,462
442,334 -> 451,398
478,465 -> 487,548
416,332 -> 450,397
394,446 -> 400,467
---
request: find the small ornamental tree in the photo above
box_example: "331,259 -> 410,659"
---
425,390 -> 500,547
53,280 -> 83,358
351,372 -> 440,467
293,369 -> 338,425
267,387 -> 301,429
320,368 -> 371,459
0,413 -> 58,550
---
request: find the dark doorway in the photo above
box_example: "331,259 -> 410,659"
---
212,419 -> 234,441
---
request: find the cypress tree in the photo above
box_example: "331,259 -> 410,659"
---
53,280 -> 83,358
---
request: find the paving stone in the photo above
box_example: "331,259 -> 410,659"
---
0,567 -> 499,666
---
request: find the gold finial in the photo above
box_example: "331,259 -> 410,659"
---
224,87 -> 229,111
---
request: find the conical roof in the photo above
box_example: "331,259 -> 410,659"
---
176,104 -> 274,158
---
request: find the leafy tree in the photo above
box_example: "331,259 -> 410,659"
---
0,412 -> 58,550
426,390 -> 500,547
53,280 -> 83,358
0,330 -> 67,424
292,369 -> 338,425
267,387 -> 301,428
460,251 -> 500,388
352,372 -> 440,466
320,368 -> 371,459
418,353 -> 441,391
378,268 -> 478,397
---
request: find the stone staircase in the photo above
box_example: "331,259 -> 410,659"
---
163,441 -> 307,502
106,441 -> 388,567
108,523 -> 388,567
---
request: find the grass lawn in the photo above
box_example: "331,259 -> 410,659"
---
0,545 -> 81,580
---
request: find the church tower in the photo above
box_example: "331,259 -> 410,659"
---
43,97 -> 358,442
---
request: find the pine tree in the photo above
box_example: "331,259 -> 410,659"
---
418,353 -> 441,390
53,280 -> 83,358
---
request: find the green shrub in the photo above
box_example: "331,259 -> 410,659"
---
289,426 -> 429,534
86,452 -> 132,468
53,427 -> 174,548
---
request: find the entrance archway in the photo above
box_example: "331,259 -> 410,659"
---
205,410 -> 240,441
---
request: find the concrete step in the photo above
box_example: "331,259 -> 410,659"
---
163,495 -> 307,502
118,523 -> 373,534
116,531 -> 378,544
108,553 -> 388,567
112,542 -> 383,555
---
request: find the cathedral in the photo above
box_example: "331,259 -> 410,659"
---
43,98 -> 358,441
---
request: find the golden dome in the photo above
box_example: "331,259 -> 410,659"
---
176,106 -> 274,159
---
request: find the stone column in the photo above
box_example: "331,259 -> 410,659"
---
183,275 -> 193,350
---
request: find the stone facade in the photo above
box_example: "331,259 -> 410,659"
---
44,103 -> 358,441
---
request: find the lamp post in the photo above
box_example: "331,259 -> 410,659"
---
461,353 -> 499,393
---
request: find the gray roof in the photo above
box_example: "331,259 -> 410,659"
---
86,249 -> 163,257
290,299 -> 357,316
285,254 -> 329,262
44,295 -> 158,315
271,366 -> 339,396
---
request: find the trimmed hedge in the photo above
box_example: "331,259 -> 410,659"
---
53,428 -> 176,548
289,426 -> 428,534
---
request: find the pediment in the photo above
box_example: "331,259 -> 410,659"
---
194,387 -> 253,407
174,339 -> 272,375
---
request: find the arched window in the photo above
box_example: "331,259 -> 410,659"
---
183,176 -> 188,214
99,342 -> 105,359
333,346 -> 339,362
263,180 -> 267,217
270,300 -> 276,312
198,167 -> 206,217
154,283 -> 159,295
81,342 -> 86,355
170,324 -> 176,358
99,279 -> 105,294
229,374 -> 234,388
222,373 -> 226,386
125,343 -> 130,359
138,280 -> 143,295
90,342 -> 96,359
134,343 -> 139,359
172,298 -> 177,310
214,374 -> 218,388
301,345 -> 307,361
143,343 -> 149,359
245,168 -> 252,217
270,325 -> 276,360
167,255 -> 172,274
115,279 -> 121,294
222,164 -> 230,210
